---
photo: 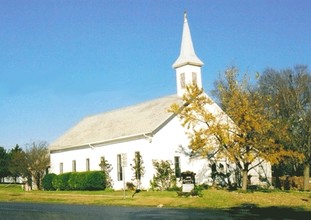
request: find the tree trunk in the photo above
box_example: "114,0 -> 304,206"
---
242,170 -> 248,191
303,162 -> 310,191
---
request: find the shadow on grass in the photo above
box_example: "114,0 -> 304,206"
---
226,203 -> 311,219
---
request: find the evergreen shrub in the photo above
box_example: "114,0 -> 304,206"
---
68,172 -> 81,190
42,173 -> 57,191
52,172 -> 72,190
82,171 -> 106,190
52,171 -> 106,191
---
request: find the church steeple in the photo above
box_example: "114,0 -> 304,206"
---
173,12 -> 204,97
173,12 -> 203,68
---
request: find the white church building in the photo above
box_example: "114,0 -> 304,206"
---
49,13 -> 271,190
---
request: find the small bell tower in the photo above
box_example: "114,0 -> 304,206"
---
173,12 -> 204,97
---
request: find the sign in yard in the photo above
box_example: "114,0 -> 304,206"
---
121,153 -> 127,167
181,172 -> 196,193
182,184 -> 194,192
121,153 -> 127,199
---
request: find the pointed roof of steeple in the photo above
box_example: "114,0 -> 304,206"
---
172,12 -> 203,68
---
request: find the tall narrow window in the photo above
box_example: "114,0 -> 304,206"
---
86,158 -> 90,171
99,156 -> 105,171
117,154 -> 123,181
134,151 -> 142,180
174,156 -> 181,178
192,72 -> 197,85
72,160 -> 76,172
180,73 -> 186,89
59,162 -> 63,174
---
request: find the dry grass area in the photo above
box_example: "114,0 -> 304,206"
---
1,184 -> 311,211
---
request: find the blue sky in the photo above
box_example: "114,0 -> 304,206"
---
1,0 -> 310,149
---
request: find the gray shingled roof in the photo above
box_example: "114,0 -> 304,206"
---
49,95 -> 182,151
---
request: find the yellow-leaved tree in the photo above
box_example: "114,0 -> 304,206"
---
170,67 -> 302,190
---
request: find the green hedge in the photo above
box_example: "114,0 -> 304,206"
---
52,172 -> 72,190
42,173 -> 57,191
51,171 -> 106,191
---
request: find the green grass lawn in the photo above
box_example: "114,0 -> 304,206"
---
1,184 -> 311,211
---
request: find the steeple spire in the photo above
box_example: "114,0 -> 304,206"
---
173,12 -> 204,97
172,12 -> 203,68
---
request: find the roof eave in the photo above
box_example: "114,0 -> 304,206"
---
49,132 -> 153,153
172,61 -> 204,69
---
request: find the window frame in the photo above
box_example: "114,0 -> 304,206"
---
180,72 -> 186,89
86,158 -> 90,171
174,156 -> 181,178
117,154 -> 123,181
134,151 -> 142,180
59,162 -> 63,174
72,160 -> 76,172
